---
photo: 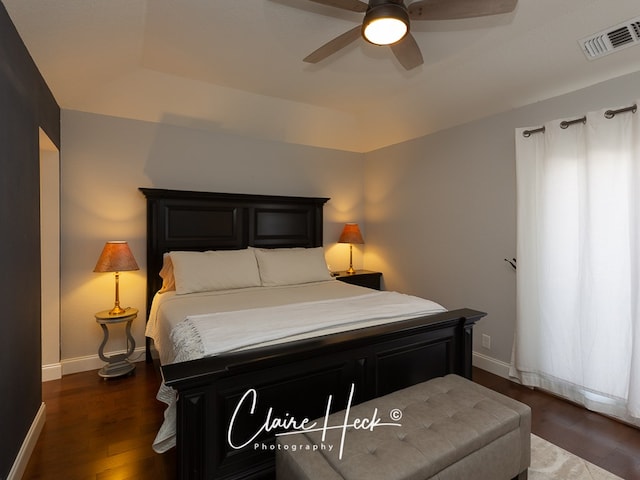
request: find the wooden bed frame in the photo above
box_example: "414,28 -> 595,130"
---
140,187 -> 486,480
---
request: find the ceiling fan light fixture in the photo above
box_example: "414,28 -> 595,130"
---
362,3 -> 409,46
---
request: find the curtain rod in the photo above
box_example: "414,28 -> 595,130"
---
522,103 -> 637,138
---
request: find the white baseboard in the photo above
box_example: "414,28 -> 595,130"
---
472,351 -> 512,379
7,402 -> 46,480
42,363 -> 62,382
60,346 -> 146,376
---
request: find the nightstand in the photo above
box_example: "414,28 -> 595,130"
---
334,270 -> 382,290
95,307 -> 137,378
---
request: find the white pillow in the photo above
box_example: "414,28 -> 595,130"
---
169,249 -> 261,295
254,247 -> 332,286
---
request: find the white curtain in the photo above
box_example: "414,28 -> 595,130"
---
511,103 -> 640,423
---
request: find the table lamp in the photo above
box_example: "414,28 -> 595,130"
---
338,223 -> 364,275
94,241 -> 139,315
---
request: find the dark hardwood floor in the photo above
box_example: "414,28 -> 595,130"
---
23,363 -> 640,479
474,368 -> 640,480
23,361 -> 175,480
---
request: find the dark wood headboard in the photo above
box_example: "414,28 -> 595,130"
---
139,188 -> 329,318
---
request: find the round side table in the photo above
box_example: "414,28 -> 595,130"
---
95,307 -> 138,378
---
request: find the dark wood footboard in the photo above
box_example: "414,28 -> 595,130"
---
162,308 -> 485,480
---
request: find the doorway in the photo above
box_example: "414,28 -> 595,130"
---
40,128 -> 61,381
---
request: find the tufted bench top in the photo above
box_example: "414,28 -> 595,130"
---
277,374 -> 531,480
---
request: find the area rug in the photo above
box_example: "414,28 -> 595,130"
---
530,434 -> 623,480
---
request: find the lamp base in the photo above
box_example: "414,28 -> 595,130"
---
108,305 -> 127,316
346,243 -> 357,275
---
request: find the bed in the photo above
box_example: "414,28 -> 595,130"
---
140,188 -> 486,480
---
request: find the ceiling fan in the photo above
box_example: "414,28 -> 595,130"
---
301,0 -> 518,70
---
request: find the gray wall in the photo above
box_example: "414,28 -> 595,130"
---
364,70 -> 640,367
59,70 -> 640,374
0,1 -> 60,477
59,111 -> 365,365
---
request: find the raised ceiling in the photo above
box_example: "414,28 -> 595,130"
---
4,0 -> 640,152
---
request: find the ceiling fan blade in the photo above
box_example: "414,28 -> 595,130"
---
390,33 -> 423,70
408,0 -> 517,20
307,0 -> 368,13
303,26 -> 362,63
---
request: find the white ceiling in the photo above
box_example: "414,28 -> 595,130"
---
4,0 -> 640,152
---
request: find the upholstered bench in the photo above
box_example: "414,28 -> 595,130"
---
276,374 -> 530,480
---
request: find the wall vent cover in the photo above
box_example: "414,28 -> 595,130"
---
579,16 -> 640,60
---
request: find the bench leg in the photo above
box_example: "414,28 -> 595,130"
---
512,470 -> 528,480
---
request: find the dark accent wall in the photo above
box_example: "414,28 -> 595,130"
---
0,2 -> 60,478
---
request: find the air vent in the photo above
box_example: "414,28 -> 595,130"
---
579,16 -> 640,60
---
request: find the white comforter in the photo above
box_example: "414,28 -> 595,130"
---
145,280 -> 445,453
147,280 -> 379,365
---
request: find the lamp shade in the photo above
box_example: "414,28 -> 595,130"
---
94,241 -> 139,273
338,223 -> 364,244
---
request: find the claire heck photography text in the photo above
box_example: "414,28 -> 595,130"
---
227,383 -> 403,459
